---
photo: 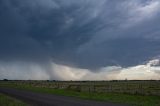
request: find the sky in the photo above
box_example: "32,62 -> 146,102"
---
0,0 -> 160,80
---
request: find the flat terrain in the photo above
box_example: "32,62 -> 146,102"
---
1,80 -> 160,106
0,88 -> 128,106
0,92 -> 27,106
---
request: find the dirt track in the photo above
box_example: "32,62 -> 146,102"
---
0,88 -> 129,106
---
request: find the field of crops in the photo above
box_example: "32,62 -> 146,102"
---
1,80 -> 160,96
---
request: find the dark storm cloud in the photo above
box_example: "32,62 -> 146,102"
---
0,0 -> 160,70
0,0 -> 103,63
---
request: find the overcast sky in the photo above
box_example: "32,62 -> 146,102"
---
0,0 -> 160,80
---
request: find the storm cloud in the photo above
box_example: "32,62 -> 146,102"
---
0,0 -> 160,80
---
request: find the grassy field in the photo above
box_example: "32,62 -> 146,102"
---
0,80 -> 160,106
0,93 -> 27,106
1,80 -> 160,95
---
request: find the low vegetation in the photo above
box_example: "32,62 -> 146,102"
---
0,93 -> 27,106
0,80 -> 160,106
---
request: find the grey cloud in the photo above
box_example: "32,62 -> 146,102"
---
0,0 -> 160,71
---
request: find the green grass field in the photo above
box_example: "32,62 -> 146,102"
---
0,80 -> 160,106
0,93 -> 27,106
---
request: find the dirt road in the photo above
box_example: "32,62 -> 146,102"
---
0,88 -> 129,106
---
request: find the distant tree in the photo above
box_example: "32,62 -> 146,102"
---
3,79 -> 8,81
